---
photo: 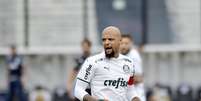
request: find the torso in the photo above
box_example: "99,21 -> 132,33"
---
89,53 -> 134,101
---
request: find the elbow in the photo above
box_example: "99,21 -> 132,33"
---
73,85 -> 79,99
73,83 -> 88,101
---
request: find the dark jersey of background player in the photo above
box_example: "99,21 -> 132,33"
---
6,46 -> 26,101
67,38 -> 92,101
74,38 -> 91,72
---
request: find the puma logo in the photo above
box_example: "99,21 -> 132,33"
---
104,66 -> 110,71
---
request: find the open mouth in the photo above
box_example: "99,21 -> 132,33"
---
105,47 -> 112,52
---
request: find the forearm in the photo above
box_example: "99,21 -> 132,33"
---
67,70 -> 77,91
134,75 -> 143,84
21,65 -> 27,85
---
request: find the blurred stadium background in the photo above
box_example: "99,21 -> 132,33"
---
0,0 -> 200,101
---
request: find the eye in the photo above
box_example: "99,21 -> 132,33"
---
108,38 -> 114,41
102,38 -> 106,41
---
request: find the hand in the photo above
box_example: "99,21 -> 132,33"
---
132,97 -> 140,101
67,90 -> 75,100
133,75 -> 143,84
83,95 -> 109,101
83,94 -> 97,101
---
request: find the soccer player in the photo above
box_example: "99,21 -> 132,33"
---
120,34 -> 146,101
6,46 -> 26,101
73,26 -> 140,101
67,38 -> 92,101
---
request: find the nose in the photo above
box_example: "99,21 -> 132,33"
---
105,39 -> 109,44
105,39 -> 111,46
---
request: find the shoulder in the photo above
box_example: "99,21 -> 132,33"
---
75,56 -> 85,64
128,49 -> 142,62
85,52 -> 105,64
128,49 -> 140,57
119,54 -> 133,64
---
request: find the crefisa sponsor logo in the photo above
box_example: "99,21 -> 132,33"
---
84,64 -> 92,80
104,78 -> 128,89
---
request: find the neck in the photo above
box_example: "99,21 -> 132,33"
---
83,52 -> 90,57
114,51 -> 119,58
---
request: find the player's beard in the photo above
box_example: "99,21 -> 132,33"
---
105,49 -> 115,58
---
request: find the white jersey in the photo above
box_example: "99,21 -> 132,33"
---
126,49 -> 146,101
76,52 -> 138,101
126,49 -> 143,75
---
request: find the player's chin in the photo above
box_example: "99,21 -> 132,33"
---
105,52 -> 113,58
122,50 -> 129,55
121,51 -> 126,55
105,49 -> 113,54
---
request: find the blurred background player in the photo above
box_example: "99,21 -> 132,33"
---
29,85 -> 51,101
67,38 -> 92,101
120,34 -> 146,101
6,45 -> 26,101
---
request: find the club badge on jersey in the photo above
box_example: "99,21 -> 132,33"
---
123,65 -> 130,73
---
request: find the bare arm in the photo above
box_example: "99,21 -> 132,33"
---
67,69 -> 78,92
6,64 -> 10,84
134,74 -> 143,84
21,64 -> 27,86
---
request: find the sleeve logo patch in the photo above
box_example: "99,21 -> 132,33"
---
84,64 -> 92,80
